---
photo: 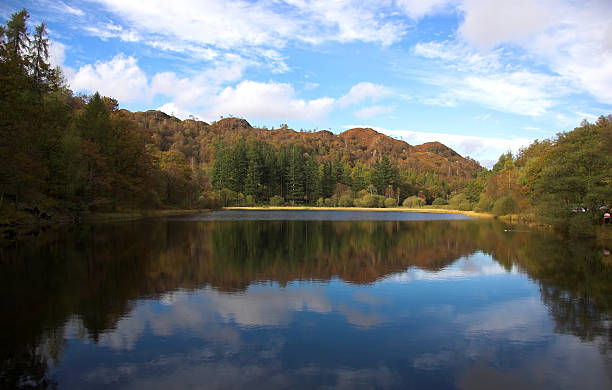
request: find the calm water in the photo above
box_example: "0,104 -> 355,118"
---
1,210 -> 610,389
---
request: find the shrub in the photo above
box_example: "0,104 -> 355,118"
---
324,197 -> 336,207
474,195 -> 493,212
492,195 -> 518,216
384,197 -> 397,208
357,189 -> 369,198
269,195 -> 284,206
448,193 -> 472,211
432,197 -> 448,206
217,188 -> 240,207
338,194 -> 354,207
198,192 -> 220,209
567,213 -> 595,237
316,197 -> 325,207
355,194 -> 377,208
402,196 -> 424,208
245,194 -> 255,206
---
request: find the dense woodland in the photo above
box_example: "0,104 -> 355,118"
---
1,9 -> 611,233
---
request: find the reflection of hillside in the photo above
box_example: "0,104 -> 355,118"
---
1,218 -> 611,388
206,220 -> 479,289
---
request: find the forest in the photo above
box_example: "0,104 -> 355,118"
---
1,9 -> 610,233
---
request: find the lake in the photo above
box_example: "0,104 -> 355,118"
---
1,210 -> 610,389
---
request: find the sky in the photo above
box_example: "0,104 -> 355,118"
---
3,0 -> 611,167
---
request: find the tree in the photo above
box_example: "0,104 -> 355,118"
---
244,142 -> 262,198
4,9 -> 29,65
286,145 -> 305,202
372,155 -> 398,194
29,22 -> 51,88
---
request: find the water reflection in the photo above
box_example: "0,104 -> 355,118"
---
0,214 -> 610,389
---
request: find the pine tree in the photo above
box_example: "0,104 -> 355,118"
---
245,142 -> 262,198
29,22 -> 51,88
4,9 -> 30,66
287,145 -> 305,202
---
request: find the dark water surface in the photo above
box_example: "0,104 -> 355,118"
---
1,210 -> 610,389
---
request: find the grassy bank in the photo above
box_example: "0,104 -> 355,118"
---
225,206 -> 494,219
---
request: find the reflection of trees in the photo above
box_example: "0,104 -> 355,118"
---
208,220 -> 480,289
1,218 -> 611,387
501,234 -> 611,353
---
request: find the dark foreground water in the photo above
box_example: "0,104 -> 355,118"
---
1,210 -> 611,389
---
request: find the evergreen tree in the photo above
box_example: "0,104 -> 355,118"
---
4,9 -> 29,65
287,145 -> 305,202
304,154 -> 320,203
320,161 -> 335,198
245,142 -> 262,199
29,22 -> 51,88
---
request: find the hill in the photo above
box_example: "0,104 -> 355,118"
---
125,112 -> 482,182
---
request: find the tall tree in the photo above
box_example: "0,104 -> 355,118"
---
4,9 -> 29,65
29,22 -> 50,87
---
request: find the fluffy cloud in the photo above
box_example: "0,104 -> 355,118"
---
69,55 -> 368,122
454,0 -> 612,104
339,82 -> 392,107
70,54 -> 149,102
208,81 -> 336,121
92,0 -> 405,49
48,40 -> 66,67
457,0 -> 553,49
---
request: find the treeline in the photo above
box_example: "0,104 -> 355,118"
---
450,117 -> 612,233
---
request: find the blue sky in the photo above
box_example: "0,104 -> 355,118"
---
4,0 -> 611,166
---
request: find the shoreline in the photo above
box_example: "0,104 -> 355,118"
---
225,206 -> 494,219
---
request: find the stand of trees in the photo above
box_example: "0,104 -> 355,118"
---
452,116 -> 612,233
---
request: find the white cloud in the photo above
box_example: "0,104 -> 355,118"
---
457,0 -> 553,49
395,0 -> 453,20
68,54 -> 390,123
157,103 -> 193,120
454,0 -> 612,105
354,105 -> 394,119
70,54 -> 149,102
92,0 -> 405,51
339,82 -> 392,107
84,22 -> 141,42
48,40 -> 66,67
46,0 -> 84,16
208,80 -> 336,121
414,42 -> 568,116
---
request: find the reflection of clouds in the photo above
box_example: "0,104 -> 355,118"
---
456,297 -> 550,342
337,304 -> 384,329
456,335 -> 612,390
79,286 -> 331,351
111,362 -> 397,390
352,291 -> 385,305
412,351 -> 454,371
384,253 -> 512,283
209,286 -> 331,326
